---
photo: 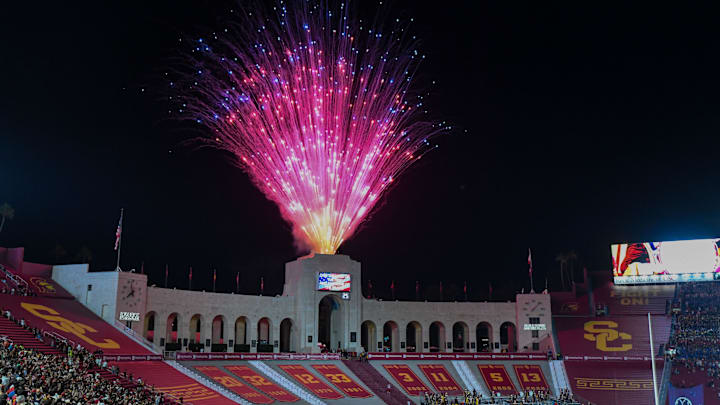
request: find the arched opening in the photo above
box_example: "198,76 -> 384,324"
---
212,315 -> 225,344
189,314 -> 203,352
144,311 -> 156,343
165,313 -> 180,351
361,320 -> 377,352
257,317 -> 273,352
382,321 -> 399,352
234,316 -> 249,352
476,322 -> 493,352
500,321 -> 517,352
280,318 -> 296,352
452,322 -> 469,352
429,321 -> 446,352
406,321 -> 422,352
318,295 -> 344,351
211,315 -> 226,352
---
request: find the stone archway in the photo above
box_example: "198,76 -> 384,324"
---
406,321 -> 422,352
144,311 -> 156,343
165,313 -> 179,345
452,322 -> 469,352
234,316 -> 249,352
212,315 -> 225,344
500,321 -> 517,352
361,320 -> 377,352
429,321 -> 446,352
318,295 -> 344,351
257,317 -> 273,352
280,318 -> 297,352
188,314 -> 203,352
476,322 -> 493,352
383,321 -> 399,352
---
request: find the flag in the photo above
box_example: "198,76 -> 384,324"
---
528,248 -> 533,274
390,280 -> 395,300
6,385 -> 15,399
260,277 -> 264,295
235,272 -> 240,293
464,281 -> 468,300
368,279 -> 373,298
188,266 -> 193,289
213,268 -> 217,292
114,209 -> 123,251
164,264 -> 168,288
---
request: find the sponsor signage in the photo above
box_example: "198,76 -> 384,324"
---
366,352 -> 547,360
119,311 -> 140,321
523,323 -> 546,331
102,354 -> 162,361
174,352 -> 341,361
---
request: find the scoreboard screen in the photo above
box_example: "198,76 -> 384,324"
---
317,272 -> 351,292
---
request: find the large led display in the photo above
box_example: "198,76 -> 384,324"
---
612,238 -> 720,284
317,272 -> 351,292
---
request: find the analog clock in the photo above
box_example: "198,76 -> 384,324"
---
521,299 -> 546,314
119,278 -> 143,309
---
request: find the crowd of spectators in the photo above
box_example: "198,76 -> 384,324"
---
668,282 -> 720,387
0,310 -> 177,405
0,266 -> 33,297
420,388 -> 578,405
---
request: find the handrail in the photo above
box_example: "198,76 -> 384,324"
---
113,320 -> 161,354
0,264 -> 29,290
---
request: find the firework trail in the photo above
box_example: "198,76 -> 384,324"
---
177,1 -> 446,254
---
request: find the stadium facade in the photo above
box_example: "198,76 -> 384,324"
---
52,253 -> 553,355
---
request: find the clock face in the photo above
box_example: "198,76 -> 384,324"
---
119,278 -> 143,309
522,299 -> 546,313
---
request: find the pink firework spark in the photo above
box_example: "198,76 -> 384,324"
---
179,1 -> 446,254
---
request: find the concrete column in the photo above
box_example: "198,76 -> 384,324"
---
272,320 -> 280,353
249,318 -> 258,353
493,322 -> 501,353
399,323 -> 407,352
155,316 -> 167,352
202,317 -> 212,351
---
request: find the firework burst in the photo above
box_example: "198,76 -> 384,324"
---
176,1 -> 446,254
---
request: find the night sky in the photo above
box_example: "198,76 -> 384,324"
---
2,1 -> 719,300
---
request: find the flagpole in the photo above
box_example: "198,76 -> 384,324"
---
648,312 -> 659,405
528,248 -> 534,293
115,208 -> 123,272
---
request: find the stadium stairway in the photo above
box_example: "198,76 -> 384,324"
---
114,361 -> 238,405
342,359 -> 411,405
0,316 -> 63,356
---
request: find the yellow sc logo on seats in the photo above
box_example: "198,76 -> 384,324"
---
583,321 -> 632,352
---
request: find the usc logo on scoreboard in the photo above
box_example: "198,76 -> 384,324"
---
20,302 -> 120,349
583,321 -> 632,352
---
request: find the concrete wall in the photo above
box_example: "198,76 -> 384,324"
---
52,264 -> 120,324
